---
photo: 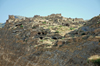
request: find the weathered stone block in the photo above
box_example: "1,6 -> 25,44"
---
94,28 -> 100,33
9,15 -> 15,19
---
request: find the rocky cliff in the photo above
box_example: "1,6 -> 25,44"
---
0,13 -> 100,66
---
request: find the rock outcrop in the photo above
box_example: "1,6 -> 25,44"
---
0,13 -> 100,66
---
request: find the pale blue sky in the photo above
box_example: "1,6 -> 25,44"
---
0,0 -> 100,23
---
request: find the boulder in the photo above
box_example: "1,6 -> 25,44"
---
67,18 -> 73,21
51,34 -> 63,40
55,13 -> 62,17
94,28 -> 100,33
24,18 -> 30,22
7,19 -> 14,23
95,36 -> 100,39
14,19 -> 20,22
34,15 -> 40,18
55,40 -> 66,47
67,37 -> 74,42
9,15 -> 15,19
73,18 -> 84,22
30,31 -> 38,36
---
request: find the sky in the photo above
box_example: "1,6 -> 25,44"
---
0,0 -> 100,23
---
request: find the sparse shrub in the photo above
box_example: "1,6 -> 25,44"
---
92,59 -> 100,65
43,26 -> 45,27
87,55 -> 100,65
42,22 -> 46,24
51,26 -> 53,28
50,40 -> 54,42
97,22 -> 100,24
32,26 -> 36,29
25,40 -> 27,42
59,25 -> 62,27
83,23 -> 86,25
55,31 -> 59,33
70,27 -> 74,30
40,40 -> 43,42
48,27 -> 50,29
53,44 -> 57,46
99,40 -> 100,42
71,35 -> 74,37
87,58 -> 100,65
46,44 -> 51,46
20,25 -> 23,27
62,37 -> 65,39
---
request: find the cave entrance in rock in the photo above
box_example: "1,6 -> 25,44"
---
65,24 -> 69,26
38,32 -> 41,35
16,24 -> 22,26
42,32 -> 45,35
52,36 -> 58,40
40,37 -> 43,39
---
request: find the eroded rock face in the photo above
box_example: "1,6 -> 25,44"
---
73,18 -> 84,22
9,15 -> 15,19
0,14 -> 100,66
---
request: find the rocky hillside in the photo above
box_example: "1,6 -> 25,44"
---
0,14 -> 100,66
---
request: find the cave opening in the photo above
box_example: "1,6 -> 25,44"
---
16,24 -> 22,26
65,24 -> 69,26
52,36 -> 58,40
38,32 -> 41,35
40,37 -> 43,39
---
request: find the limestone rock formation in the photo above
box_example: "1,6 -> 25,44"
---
0,14 -> 100,66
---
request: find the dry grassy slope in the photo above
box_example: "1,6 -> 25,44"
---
0,15 -> 100,66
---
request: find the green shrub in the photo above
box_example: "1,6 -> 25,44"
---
40,40 -> 43,42
91,59 -> 100,65
97,22 -> 100,24
20,25 -> 23,27
70,27 -> 74,30
83,23 -> 86,25
25,40 -> 27,42
59,25 -> 62,27
32,26 -> 36,29
51,26 -> 53,28
46,44 -> 51,46
42,22 -> 46,24
55,31 -> 59,33
71,35 -> 74,37
62,37 -> 65,39
50,40 -> 54,42
87,58 -> 100,65
99,40 -> 100,42
48,28 -> 50,29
